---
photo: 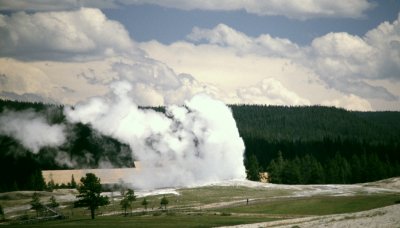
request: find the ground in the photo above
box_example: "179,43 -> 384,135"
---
0,178 -> 399,227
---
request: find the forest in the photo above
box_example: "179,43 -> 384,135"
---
231,105 -> 400,184
0,99 -> 399,192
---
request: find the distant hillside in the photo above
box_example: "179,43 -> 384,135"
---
0,99 -> 133,192
231,105 -> 400,184
0,99 -> 399,191
231,105 -> 400,143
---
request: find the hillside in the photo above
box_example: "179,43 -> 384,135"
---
231,105 -> 400,142
231,105 -> 400,184
0,100 -> 400,192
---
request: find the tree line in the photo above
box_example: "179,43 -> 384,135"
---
247,151 -> 400,184
0,99 -> 400,190
232,105 -> 400,184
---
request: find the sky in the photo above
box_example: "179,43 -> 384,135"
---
0,0 -> 399,111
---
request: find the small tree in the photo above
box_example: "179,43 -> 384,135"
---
70,175 -> 77,188
30,192 -> 43,217
120,198 -> 130,216
0,204 -> 4,221
75,173 -> 109,219
47,179 -> 55,191
120,189 -> 136,216
141,198 -> 149,211
126,189 -> 136,202
160,196 -> 169,210
49,196 -> 59,209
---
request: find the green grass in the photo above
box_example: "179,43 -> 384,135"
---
4,213 -> 276,228
1,185 -> 399,227
175,186 -> 293,207
222,194 -> 400,215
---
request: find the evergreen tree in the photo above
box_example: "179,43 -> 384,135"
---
120,198 -> 130,216
11,181 -> 18,192
0,204 -> 4,221
30,170 -> 46,191
120,189 -> 136,216
350,154 -> 362,183
70,175 -> 77,188
367,153 -> 386,181
75,173 -> 109,219
160,195 -> 169,210
301,154 -> 325,184
267,151 -> 285,183
49,196 -> 59,209
326,153 -> 351,184
30,192 -> 43,217
141,198 -> 149,211
246,154 -> 260,181
126,189 -> 136,202
282,157 -> 302,184
312,159 -> 326,184
47,179 -> 55,191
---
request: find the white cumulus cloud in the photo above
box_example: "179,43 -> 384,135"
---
0,8 -> 226,106
0,8 -> 135,61
1,8 -> 399,111
142,18 -> 400,110
322,94 -> 373,111
234,78 -> 310,106
306,15 -> 400,101
188,23 -> 301,58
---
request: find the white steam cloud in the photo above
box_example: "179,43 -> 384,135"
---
0,110 -> 66,153
65,81 -> 246,189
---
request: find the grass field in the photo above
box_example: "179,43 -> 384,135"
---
4,213 -> 277,228
222,194 -> 400,215
1,181 -> 399,227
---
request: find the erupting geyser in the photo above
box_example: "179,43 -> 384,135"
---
65,81 -> 246,189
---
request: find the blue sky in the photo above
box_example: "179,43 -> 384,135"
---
0,0 -> 399,111
103,1 -> 400,45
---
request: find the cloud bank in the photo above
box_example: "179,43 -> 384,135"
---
0,0 -> 374,20
0,8 -> 399,112
141,15 -> 400,110
187,20 -> 400,91
0,8 -> 223,106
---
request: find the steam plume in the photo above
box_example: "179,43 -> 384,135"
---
0,110 -> 66,153
65,81 -> 246,189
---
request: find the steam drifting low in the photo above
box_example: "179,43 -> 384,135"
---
0,110 -> 66,153
65,81 -> 246,189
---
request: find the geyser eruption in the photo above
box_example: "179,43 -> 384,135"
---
65,81 -> 246,189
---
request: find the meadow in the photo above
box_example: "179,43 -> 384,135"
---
1,180 -> 399,227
